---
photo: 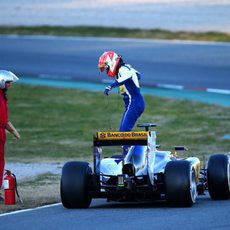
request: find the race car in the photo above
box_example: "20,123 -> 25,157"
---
60,124 -> 230,208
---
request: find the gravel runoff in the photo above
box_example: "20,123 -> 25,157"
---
4,162 -> 63,182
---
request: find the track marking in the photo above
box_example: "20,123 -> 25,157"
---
207,88 -> 230,95
0,203 -> 61,217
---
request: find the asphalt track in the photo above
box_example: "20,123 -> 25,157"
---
0,195 -> 230,230
1,35 -> 230,106
0,35 -> 230,91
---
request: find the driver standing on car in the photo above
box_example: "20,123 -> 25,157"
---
0,70 -> 20,201
98,51 -> 145,155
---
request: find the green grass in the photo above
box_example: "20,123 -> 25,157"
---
1,26 -> 230,42
5,84 -> 230,163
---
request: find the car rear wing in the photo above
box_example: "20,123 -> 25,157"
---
93,131 -> 151,146
93,131 -> 157,185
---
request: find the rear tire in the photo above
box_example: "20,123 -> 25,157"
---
164,160 -> 197,207
61,161 -> 92,208
207,154 -> 230,200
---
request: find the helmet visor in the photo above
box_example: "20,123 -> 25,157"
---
99,67 -> 105,72
98,63 -> 108,72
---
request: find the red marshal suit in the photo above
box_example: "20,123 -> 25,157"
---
0,89 -> 8,188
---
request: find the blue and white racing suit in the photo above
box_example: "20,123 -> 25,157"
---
109,64 -> 145,132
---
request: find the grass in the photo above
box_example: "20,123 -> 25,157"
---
0,26 -> 230,42
0,173 -> 60,214
5,84 -> 230,162
1,84 -> 230,213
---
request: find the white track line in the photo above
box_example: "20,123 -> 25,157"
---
0,203 -> 61,217
206,88 -> 230,95
154,83 -> 230,95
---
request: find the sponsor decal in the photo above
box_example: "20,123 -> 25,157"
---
97,132 -> 148,140
99,132 -> 106,139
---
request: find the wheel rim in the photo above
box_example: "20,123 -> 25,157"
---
190,169 -> 197,203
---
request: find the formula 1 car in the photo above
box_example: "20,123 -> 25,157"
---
60,124 -> 230,208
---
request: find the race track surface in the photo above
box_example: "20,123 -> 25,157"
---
0,35 -> 230,91
0,195 -> 230,230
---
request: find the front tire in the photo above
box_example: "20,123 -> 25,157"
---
164,160 -> 197,207
61,161 -> 92,208
207,154 -> 230,200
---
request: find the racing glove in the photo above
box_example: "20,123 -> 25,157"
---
104,85 -> 112,96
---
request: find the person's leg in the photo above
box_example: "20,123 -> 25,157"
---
119,105 -> 143,156
119,109 -> 128,132
119,106 -> 141,132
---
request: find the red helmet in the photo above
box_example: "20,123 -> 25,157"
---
98,51 -> 120,77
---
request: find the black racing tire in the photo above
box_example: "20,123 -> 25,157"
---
207,154 -> 230,200
164,160 -> 197,207
61,161 -> 92,208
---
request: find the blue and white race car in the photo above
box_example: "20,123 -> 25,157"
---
60,124 -> 230,208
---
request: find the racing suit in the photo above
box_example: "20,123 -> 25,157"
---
0,89 -> 8,188
108,64 -> 145,154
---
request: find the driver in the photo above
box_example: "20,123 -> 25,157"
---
98,51 -> 145,155
0,70 -> 20,201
